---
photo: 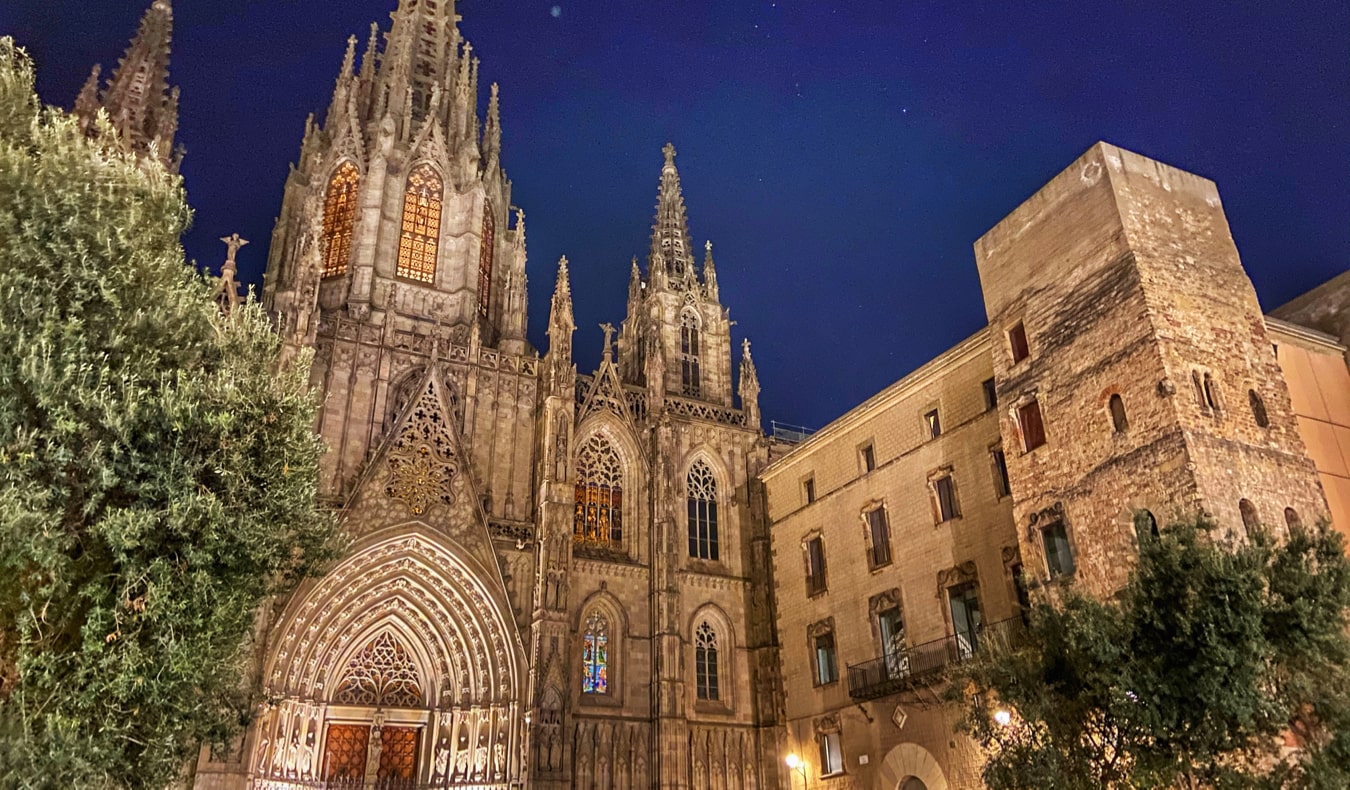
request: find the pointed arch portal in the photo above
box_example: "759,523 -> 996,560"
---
251,530 -> 525,787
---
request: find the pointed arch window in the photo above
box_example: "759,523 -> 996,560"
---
396,164 -> 443,283
574,434 -> 623,547
335,632 -> 423,708
694,621 -> 720,701
681,310 -> 702,398
687,460 -> 720,561
478,205 -> 495,317
321,161 -> 360,277
581,612 -> 610,695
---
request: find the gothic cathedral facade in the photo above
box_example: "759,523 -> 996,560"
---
186,0 -> 784,787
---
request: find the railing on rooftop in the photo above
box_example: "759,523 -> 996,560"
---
252,781 -> 431,790
846,617 -> 1024,702
771,421 -> 815,444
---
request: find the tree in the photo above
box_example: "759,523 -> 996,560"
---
0,39 -> 339,788
956,516 -> 1350,789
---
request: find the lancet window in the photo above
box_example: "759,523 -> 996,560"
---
334,632 -> 424,708
687,460 -> 720,561
681,310 -> 701,398
321,162 -> 360,277
694,621 -> 720,701
478,206 -> 495,317
574,434 -> 624,546
396,165 -> 443,284
581,612 -> 609,694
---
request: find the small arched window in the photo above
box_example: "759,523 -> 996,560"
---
478,205 -> 495,317
581,612 -> 609,694
681,310 -> 701,398
1203,373 -> 1221,412
1109,393 -> 1129,434
1284,507 -> 1302,530
574,434 -> 623,547
687,460 -> 719,561
1239,499 -> 1259,535
1136,509 -> 1159,543
396,164 -> 443,283
321,161 -> 360,277
694,621 -> 720,701
1249,390 -> 1269,428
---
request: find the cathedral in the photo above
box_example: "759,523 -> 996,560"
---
69,1 -> 1350,789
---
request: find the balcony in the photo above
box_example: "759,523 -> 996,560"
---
846,617 -> 1024,702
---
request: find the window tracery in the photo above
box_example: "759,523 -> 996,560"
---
397,164 -> 443,283
321,161 -> 360,277
681,310 -> 701,398
694,621 -> 720,701
335,632 -> 424,708
581,612 -> 609,694
687,460 -> 719,561
574,434 -> 624,546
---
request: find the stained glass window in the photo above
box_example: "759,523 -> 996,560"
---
687,460 -> 719,561
321,161 -> 360,277
335,632 -> 424,708
681,311 -> 701,398
396,164 -> 442,283
574,434 -> 623,546
695,621 -> 719,701
582,612 -> 609,694
478,206 -> 495,317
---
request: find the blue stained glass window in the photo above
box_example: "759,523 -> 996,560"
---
582,613 -> 609,694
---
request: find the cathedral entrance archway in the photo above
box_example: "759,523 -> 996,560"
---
876,742 -> 947,790
249,529 -> 526,788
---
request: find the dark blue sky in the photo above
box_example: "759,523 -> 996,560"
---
7,1 -> 1349,431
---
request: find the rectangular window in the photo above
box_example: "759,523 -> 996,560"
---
818,731 -> 843,776
1018,399 -> 1046,451
805,537 -> 827,596
878,606 -> 906,679
934,475 -> 960,522
982,377 -> 998,411
860,443 -> 876,474
803,477 -> 816,505
992,448 -> 1011,498
1042,521 -> 1075,579
948,583 -> 983,660
814,631 -> 838,685
866,507 -> 891,569
1008,321 -> 1030,363
925,408 -> 942,439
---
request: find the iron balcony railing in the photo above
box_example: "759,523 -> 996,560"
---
845,617 -> 1024,702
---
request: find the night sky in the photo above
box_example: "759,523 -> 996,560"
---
6,1 -> 1349,432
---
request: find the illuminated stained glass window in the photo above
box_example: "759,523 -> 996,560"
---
396,164 -> 443,283
695,621 -> 719,701
335,632 -> 423,708
478,206 -> 495,317
574,434 -> 623,546
581,612 -> 609,694
321,161 -> 360,277
687,460 -> 719,561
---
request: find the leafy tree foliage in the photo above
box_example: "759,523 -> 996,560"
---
957,516 -> 1350,789
0,40 -> 339,787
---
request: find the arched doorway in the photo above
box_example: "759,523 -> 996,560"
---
901,778 -> 929,790
877,742 -> 947,790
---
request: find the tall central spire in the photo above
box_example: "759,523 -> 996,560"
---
649,142 -> 696,280
383,0 -> 460,121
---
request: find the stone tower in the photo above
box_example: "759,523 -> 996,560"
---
974,141 -> 1327,595
73,0 -> 180,170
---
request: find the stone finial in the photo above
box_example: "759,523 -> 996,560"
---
600,323 -> 617,362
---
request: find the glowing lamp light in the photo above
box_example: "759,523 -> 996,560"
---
994,709 -> 1013,727
785,754 -> 802,769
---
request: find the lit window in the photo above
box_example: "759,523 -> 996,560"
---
1018,399 -> 1046,451
574,434 -> 623,547
694,621 -> 720,701
396,164 -> 443,283
818,730 -> 843,776
321,162 -> 360,277
581,612 -> 609,694
1042,521 -> 1074,579
687,461 -> 719,561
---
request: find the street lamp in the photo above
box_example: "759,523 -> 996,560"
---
994,708 -> 1012,727
785,753 -> 808,788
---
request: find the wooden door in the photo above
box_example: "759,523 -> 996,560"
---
322,723 -> 370,784
376,725 -> 421,788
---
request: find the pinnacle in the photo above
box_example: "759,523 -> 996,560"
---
649,142 -> 695,280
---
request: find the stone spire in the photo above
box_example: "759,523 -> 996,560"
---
73,65 -> 102,127
483,82 -> 502,167
702,240 -> 720,302
738,338 -> 761,426
325,35 -> 358,126
547,257 -> 575,354
380,0 -> 459,124
91,0 -> 178,168
649,143 -> 696,283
